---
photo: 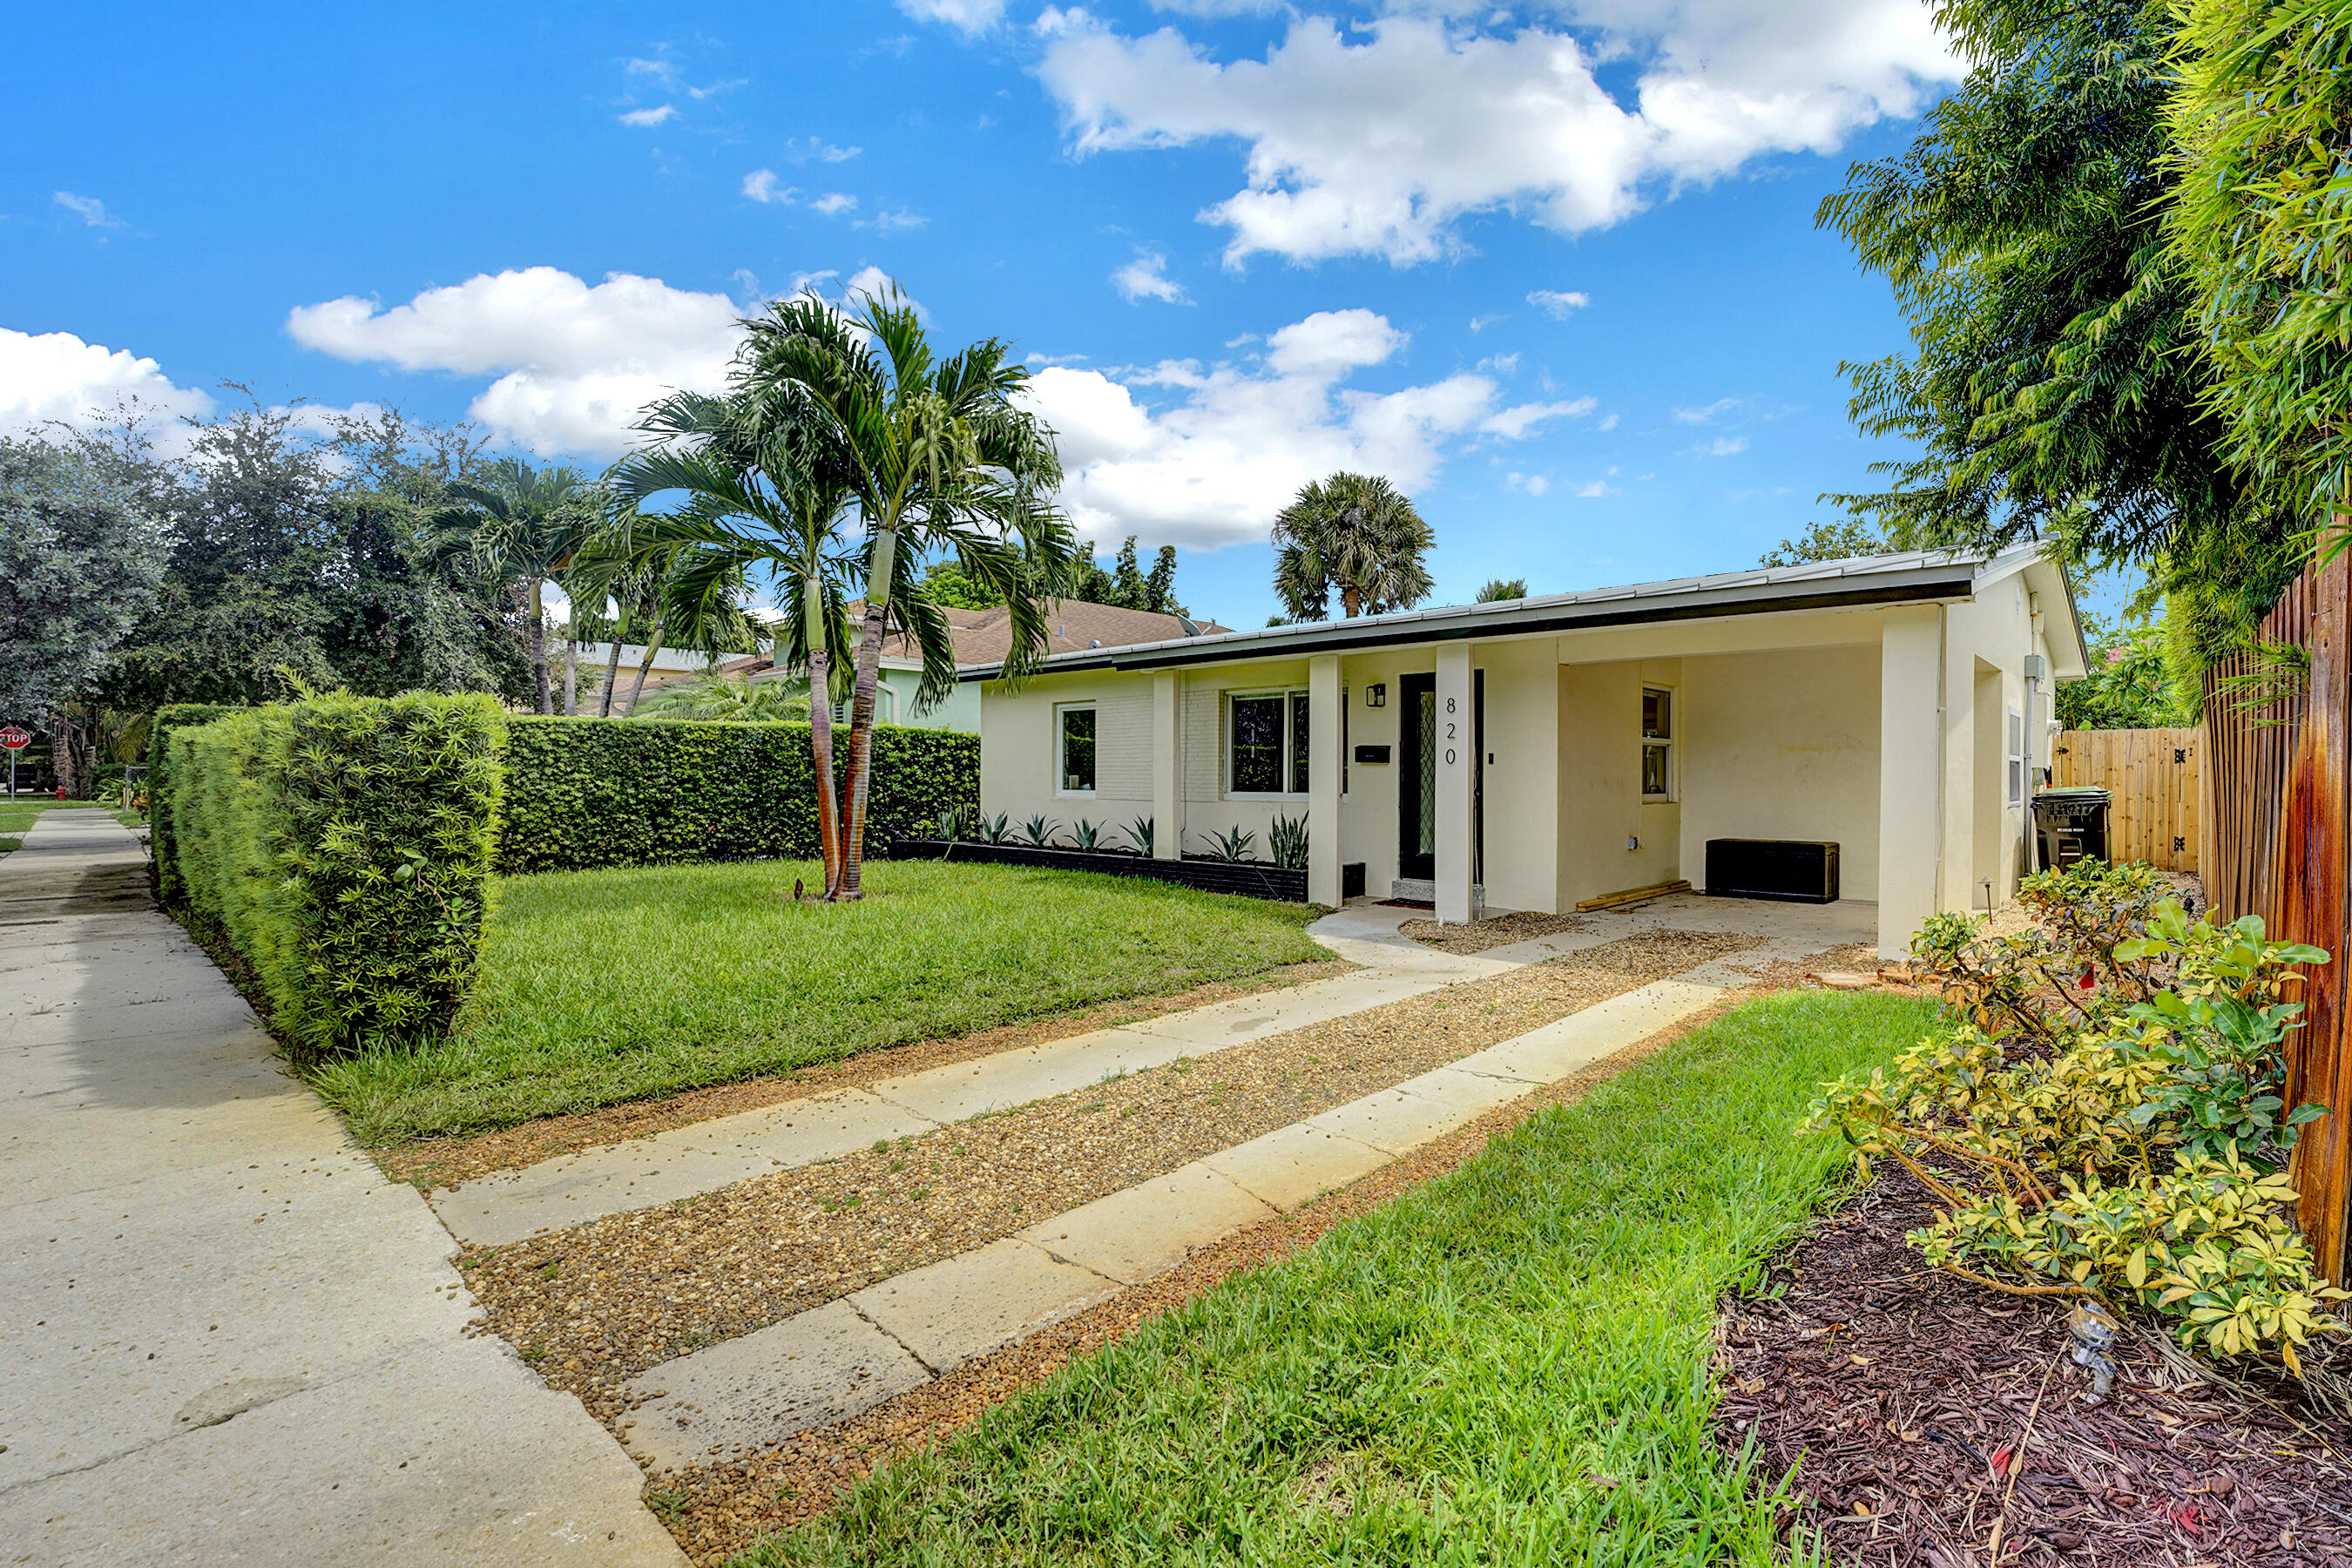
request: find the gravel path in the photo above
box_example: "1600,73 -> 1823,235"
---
1396,909 -> 1598,954
645,984 -> 1772,1564
460,928 -> 1760,1439
383,960 -> 1355,1191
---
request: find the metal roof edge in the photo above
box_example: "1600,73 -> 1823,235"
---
957,562 -> 1980,681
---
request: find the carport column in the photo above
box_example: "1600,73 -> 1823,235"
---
1435,643 -> 1476,925
1308,654 -> 1343,906
1877,607 -> 1942,959
1152,669 -> 1183,861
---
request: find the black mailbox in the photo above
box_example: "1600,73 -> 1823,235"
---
1354,744 -> 1392,764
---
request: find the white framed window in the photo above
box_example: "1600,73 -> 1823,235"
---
1057,702 -> 1098,796
2006,707 -> 2026,807
1641,686 -> 1674,801
1227,689 -> 1311,798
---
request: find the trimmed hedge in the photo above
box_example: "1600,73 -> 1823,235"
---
148,702 -> 242,903
499,717 -> 979,874
170,693 -> 504,1058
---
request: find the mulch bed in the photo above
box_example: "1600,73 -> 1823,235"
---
1714,1161 -> 2352,1567
378,959 -> 1355,1190
1397,909 -> 1598,954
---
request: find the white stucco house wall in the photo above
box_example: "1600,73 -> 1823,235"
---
958,547 -> 2089,959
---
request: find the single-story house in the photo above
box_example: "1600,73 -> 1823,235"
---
958,546 -> 2089,958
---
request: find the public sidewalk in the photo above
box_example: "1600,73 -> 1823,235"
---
0,811 -> 683,1568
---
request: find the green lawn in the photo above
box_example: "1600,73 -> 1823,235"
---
736,987 -> 1938,1568
313,859 -> 1329,1146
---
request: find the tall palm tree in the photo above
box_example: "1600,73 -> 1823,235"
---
735,286 -> 1071,898
611,388 -> 868,894
1476,577 -> 1529,602
436,458 -> 598,714
1271,472 -> 1435,620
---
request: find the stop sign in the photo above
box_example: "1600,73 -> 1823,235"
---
0,727 -> 29,751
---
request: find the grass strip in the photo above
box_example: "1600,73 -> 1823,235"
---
310,858 -> 1328,1146
734,987 -> 1937,1568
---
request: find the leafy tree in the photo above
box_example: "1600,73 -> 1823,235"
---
96,399 -> 528,713
1145,544 -> 1180,613
1111,537 -> 1148,608
923,534 -> 1186,615
1271,473 -> 1434,620
1759,519 -> 1891,567
726,284 -> 1071,898
0,437 -> 170,779
2167,0 -> 2352,539
1815,0 -> 2295,637
1475,578 -> 1528,602
2056,612 -> 2193,729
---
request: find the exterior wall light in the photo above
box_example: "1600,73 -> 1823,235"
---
1365,683 -> 1387,708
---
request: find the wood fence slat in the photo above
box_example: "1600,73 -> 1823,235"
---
2045,727 -> 2200,871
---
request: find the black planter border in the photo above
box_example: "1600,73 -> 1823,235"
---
889,838 -> 1311,902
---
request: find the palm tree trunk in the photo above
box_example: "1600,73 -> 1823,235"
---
563,596 -> 580,717
530,581 -> 552,715
1342,585 -> 1362,618
803,574 -> 844,896
835,526 -> 898,900
623,618 -> 666,717
598,618 -> 627,718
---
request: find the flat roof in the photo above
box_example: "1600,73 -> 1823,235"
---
958,544 -> 2054,679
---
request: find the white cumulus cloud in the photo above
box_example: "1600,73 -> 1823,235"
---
900,0 -> 1006,34
1037,3 -> 1957,265
1021,307 -> 1590,549
286,267 -> 748,458
1112,249 -> 1189,304
618,105 -> 677,126
1527,288 -> 1589,319
0,326 -> 213,436
742,169 -> 795,204
53,192 -> 126,230
811,193 -> 858,216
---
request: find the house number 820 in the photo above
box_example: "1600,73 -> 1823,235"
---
1444,696 -> 1458,764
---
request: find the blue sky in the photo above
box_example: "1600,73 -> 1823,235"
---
3,0 -> 2068,629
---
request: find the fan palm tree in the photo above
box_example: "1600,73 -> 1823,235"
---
435,458 -> 599,714
733,285 -> 1072,898
1270,473 -> 1435,620
632,670 -> 811,722
1476,577 -> 1529,602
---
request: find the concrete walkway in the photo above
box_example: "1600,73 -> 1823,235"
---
433,894 -> 1873,1249
0,811 -> 684,1568
612,899 -> 1875,1473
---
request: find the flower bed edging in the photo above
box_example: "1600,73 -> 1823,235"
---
888,838 -> 1310,902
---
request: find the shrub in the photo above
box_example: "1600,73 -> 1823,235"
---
497,717 -> 977,874
170,692 -> 504,1058
1806,860 -> 2346,1370
148,702 -> 242,903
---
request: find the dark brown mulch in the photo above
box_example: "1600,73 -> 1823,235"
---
1715,1164 -> 2352,1567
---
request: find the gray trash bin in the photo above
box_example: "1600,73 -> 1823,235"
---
2032,787 -> 2111,870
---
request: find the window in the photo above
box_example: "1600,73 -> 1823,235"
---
1058,703 -> 1097,795
2006,707 -> 2025,807
1641,686 -> 1673,801
1229,689 -> 1310,797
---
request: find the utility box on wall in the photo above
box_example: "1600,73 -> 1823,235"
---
1705,839 -> 1841,903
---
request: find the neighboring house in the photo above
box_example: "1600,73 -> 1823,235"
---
960,547 -> 2089,958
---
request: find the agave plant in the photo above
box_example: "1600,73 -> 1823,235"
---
934,803 -> 978,841
1020,814 -> 1062,848
977,812 -> 1012,846
1068,818 -> 1105,852
1122,814 -> 1154,856
1268,812 -> 1309,870
1204,824 -> 1256,863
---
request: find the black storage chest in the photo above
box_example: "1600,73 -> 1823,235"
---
1705,839 -> 1840,903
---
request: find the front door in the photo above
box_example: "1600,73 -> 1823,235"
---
1396,670 -> 1483,884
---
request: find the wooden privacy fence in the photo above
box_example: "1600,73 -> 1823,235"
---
2049,727 -> 2200,873
2200,551 -> 2352,1287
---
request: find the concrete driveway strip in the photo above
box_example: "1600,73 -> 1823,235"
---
0,812 -> 683,1568
432,933 -> 1498,1249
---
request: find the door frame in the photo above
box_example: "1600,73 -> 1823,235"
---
1397,668 -> 1484,883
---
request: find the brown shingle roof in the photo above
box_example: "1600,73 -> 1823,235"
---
885,599 -> 1227,666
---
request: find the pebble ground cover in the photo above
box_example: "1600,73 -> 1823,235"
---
731,986 -> 1938,1567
